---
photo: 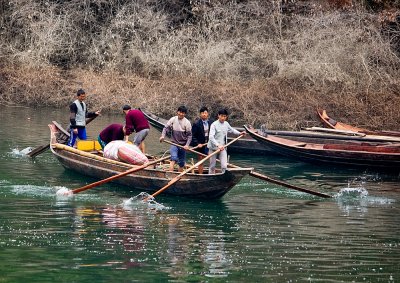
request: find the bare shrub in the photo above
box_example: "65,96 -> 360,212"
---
1,0 -> 400,131
0,64 -> 72,106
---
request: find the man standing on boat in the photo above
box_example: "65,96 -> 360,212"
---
98,123 -> 125,150
207,108 -> 245,174
190,106 -> 213,174
122,105 -> 150,153
159,106 -> 192,172
67,89 -> 100,147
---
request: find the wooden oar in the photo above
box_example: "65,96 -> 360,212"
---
67,145 -> 203,194
145,135 -> 244,200
71,155 -> 171,195
163,140 -> 332,198
305,126 -> 366,137
27,116 -> 98,158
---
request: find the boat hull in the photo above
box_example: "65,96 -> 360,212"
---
49,123 -> 252,199
244,125 -> 400,169
317,109 -> 400,137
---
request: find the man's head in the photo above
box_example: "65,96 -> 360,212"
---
122,105 -> 132,115
199,106 -> 209,120
76,89 -> 86,101
217,108 -> 229,122
177,105 -> 187,119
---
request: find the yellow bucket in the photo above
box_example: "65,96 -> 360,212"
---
77,140 -> 102,151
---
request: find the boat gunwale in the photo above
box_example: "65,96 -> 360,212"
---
244,125 -> 400,168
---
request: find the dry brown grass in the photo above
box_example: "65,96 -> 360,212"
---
1,0 -> 400,130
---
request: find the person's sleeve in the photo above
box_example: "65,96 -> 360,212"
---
161,117 -> 173,138
69,103 -> 77,129
191,122 -> 199,145
86,110 -> 98,119
185,121 -> 192,147
125,114 -> 133,136
208,123 -> 218,148
227,123 -> 241,136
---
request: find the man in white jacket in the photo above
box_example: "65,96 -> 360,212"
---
207,108 -> 245,174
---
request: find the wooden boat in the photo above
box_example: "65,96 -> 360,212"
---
49,121 -> 253,199
317,109 -> 400,137
244,125 -> 400,169
142,110 -> 400,155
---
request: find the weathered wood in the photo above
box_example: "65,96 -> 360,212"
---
305,126 -> 365,137
28,116 -> 97,158
72,155 -> 171,194
27,144 -> 50,158
317,109 -> 400,137
245,125 -> 400,169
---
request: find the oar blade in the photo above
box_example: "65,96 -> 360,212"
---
27,144 -> 50,158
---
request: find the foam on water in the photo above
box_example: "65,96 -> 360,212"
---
11,184 -> 56,197
123,192 -> 169,211
0,180 -> 11,185
10,147 -> 33,158
55,187 -> 74,198
9,184 -> 75,199
334,186 -> 395,216
334,187 -> 369,199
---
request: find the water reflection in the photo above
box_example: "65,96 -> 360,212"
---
63,199 -> 236,279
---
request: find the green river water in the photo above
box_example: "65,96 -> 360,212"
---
0,105 -> 399,282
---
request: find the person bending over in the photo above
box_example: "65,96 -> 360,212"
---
122,105 -> 150,153
98,123 -> 125,150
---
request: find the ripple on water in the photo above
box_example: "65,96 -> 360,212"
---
10,184 -> 59,197
334,187 -> 369,199
123,192 -> 169,211
5,184 -> 104,203
9,147 -> 33,158
334,186 -> 396,217
235,179 -> 328,200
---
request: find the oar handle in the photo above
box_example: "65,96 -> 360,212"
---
72,155 -> 171,194
148,135 -> 244,199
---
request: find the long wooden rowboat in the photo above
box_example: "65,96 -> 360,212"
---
49,122 -> 253,199
142,110 -> 400,155
317,109 -> 400,137
244,125 -> 400,169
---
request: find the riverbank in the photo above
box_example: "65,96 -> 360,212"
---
1,1 -> 399,130
1,63 -> 399,130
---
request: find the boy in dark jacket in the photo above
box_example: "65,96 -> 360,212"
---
190,106 -> 213,174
